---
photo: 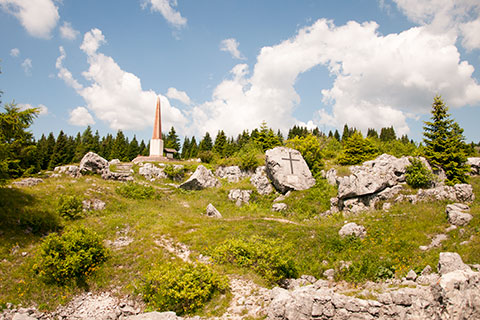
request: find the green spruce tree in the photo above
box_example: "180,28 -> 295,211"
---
338,131 -> 378,165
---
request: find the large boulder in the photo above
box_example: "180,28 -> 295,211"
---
337,154 -> 411,199
179,165 -> 220,190
468,157 -> 480,175
79,152 -> 109,175
215,166 -> 247,183
438,252 -> 472,275
414,183 -> 475,203
265,147 -> 315,194
250,166 -> 273,195
446,203 -> 472,226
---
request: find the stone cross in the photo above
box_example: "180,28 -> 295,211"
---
282,152 -> 300,174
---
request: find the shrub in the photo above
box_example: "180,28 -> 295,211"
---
116,181 -> 155,199
34,226 -> 108,285
140,263 -> 229,315
340,253 -> 395,282
338,132 -> 378,165
163,164 -> 185,181
57,195 -> 83,220
211,236 -> 298,284
285,134 -> 324,176
237,142 -> 263,171
405,158 -> 433,189
198,151 -> 215,164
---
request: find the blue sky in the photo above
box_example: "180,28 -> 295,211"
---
1,0 -> 479,144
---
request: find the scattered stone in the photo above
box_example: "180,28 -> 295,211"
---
82,199 -> 106,211
179,165 -> 220,190
446,203 -> 472,226
138,163 -> 166,180
445,225 -> 457,232
79,152 -> 109,175
338,222 -> 367,239
109,159 -> 121,165
250,166 -> 274,195
216,166 -> 248,182
206,203 -> 222,218
323,269 -> 335,281
154,236 -> 191,262
382,202 -> 392,211
467,157 -> 480,175
406,270 -> 417,281
420,234 -> 448,251
12,178 -> 43,187
101,170 -> 133,182
325,168 -> 338,186
273,191 -> 291,203
265,147 -> 315,194
438,252 -> 472,275
54,165 -> 81,178
126,311 -> 178,320
272,203 -> 288,212
12,314 -> 37,320
228,189 -> 252,206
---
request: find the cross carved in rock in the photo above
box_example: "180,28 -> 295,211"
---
282,152 -> 300,174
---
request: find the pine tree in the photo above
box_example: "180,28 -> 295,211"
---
164,127 -> 180,151
199,132 -> 213,151
213,130 -> 227,157
127,135 -> 140,161
423,95 -> 469,185
139,140 -> 148,156
341,124 -> 355,142
48,131 -> 69,169
36,134 -> 48,170
367,128 -> 379,139
189,136 -> 198,158
380,126 -> 396,141
110,130 -> 128,161
181,137 -> 191,159
333,130 -> 341,141
338,131 -> 378,165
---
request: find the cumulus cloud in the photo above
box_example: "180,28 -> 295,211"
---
0,0 -> 59,39
192,19 -> 480,137
21,58 -> 32,75
10,48 -> 19,57
18,103 -> 48,115
393,0 -> 480,50
56,28 -> 188,132
220,38 -> 246,60
142,0 -> 187,29
60,21 -> 80,40
69,107 -> 95,126
166,87 -> 192,105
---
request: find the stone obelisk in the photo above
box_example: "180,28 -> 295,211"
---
149,96 -> 164,156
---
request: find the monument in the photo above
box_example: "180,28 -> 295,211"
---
150,96 -> 164,157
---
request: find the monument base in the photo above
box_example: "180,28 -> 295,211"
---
149,138 -> 164,157
132,155 -> 169,164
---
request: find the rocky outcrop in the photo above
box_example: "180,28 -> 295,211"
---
53,165 -> 80,178
12,178 -> 44,187
228,189 -> 252,206
79,152 -> 109,175
216,166 -> 249,183
267,252 -> 480,320
138,163 -> 166,180
179,165 -> 219,190
265,147 -> 315,194
250,166 -> 274,195
206,203 -> 222,218
101,170 -> 133,182
468,157 -> 480,175
446,203 -> 472,226
397,183 -> 475,204
338,222 -> 367,239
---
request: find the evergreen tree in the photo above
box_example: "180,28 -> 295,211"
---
100,133 -> 114,159
333,129 -> 341,141
181,137 -> 191,159
224,137 -> 238,158
139,140 -> 148,156
254,122 -> 281,151
367,128 -> 379,139
36,134 -> 49,170
164,126 -> 180,151
110,130 -> 128,161
236,130 -> 250,149
380,126 -> 396,141
338,131 -> 378,165
213,130 -> 227,157
199,132 -> 213,151
423,96 -> 469,185
341,124 -> 354,142
189,136 -> 198,158
127,135 -> 140,160
277,129 -> 284,143
45,132 -> 56,167
48,130 -> 69,169
328,130 -> 333,138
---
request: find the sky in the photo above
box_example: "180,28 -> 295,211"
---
1,0 -> 480,144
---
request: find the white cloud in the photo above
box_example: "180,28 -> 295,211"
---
192,19 -> 480,137
166,87 -> 192,105
142,0 -> 187,29
21,58 -> 32,75
60,21 -> 79,40
220,38 -> 246,60
0,0 -> 59,39
18,103 -> 48,115
10,48 -> 19,57
56,28 -> 188,132
393,0 -> 480,50
69,107 -> 95,126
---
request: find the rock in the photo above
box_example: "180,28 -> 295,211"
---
272,203 -> 288,212
250,166 -> 274,195
54,165 -> 81,178
323,269 -> 335,281
339,222 -> 367,239
139,163 -> 166,180
325,168 -> 338,186
12,178 -> 43,187
126,311 -> 178,320
101,170 -> 133,181
438,252 -> 472,275
468,157 -> 480,175
265,147 -> 315,194
382,203 -> 392,211
420,234 -> 448,251
179,165 -> 220,190
446,203 -> 472,226
337,154 -> 411,200
109,159 -> 121,165
82,199 -> 106,211
216,166 -> 248,182
406,270 -> 417,281
273,191 -> 291,202
228,189 -> 252,206
206,203 -> 222,218
79,152 -> 109,175
12,314 -> 37,320
415,183 -> 475,203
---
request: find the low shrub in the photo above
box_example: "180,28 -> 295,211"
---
339,253 -> 395,282
116,181 -> 155,199
198,151 -> 215,164
33,226 -> 108,285
405,158 -> 433,189
211,236 -> 298,284
163,164 -> 185,181
140,263 -> 229,315
57,195 -> 83,220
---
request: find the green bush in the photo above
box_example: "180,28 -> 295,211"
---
339,253 -> 395,282
338,132 -> 378,165
198,151 -> 215,164
285,134 -> 324,176
116,181 -> 155,199
211,236 -> 298,284
34,226 -> 108,285
163,164 -> 185,181
140,263 -> 229,315
57,195 -> 83,220
405,158 -> 433,189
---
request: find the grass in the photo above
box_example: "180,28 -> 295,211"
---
1,166 -> 479,315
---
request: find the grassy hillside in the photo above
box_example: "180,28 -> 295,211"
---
1,166 -> 479,314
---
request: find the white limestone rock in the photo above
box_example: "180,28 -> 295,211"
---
338,222 -> 367,239
179,165 -> 220,190
468,157 -> 480,175
54,165 -> 81,178
446,203 -> 472,226
438,252 -> 472,275
250,166 -> 274,195
206,203 -> 222,218
79,152 -> 109,175
228,189 -> 252,206
216,166 -> 248,183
